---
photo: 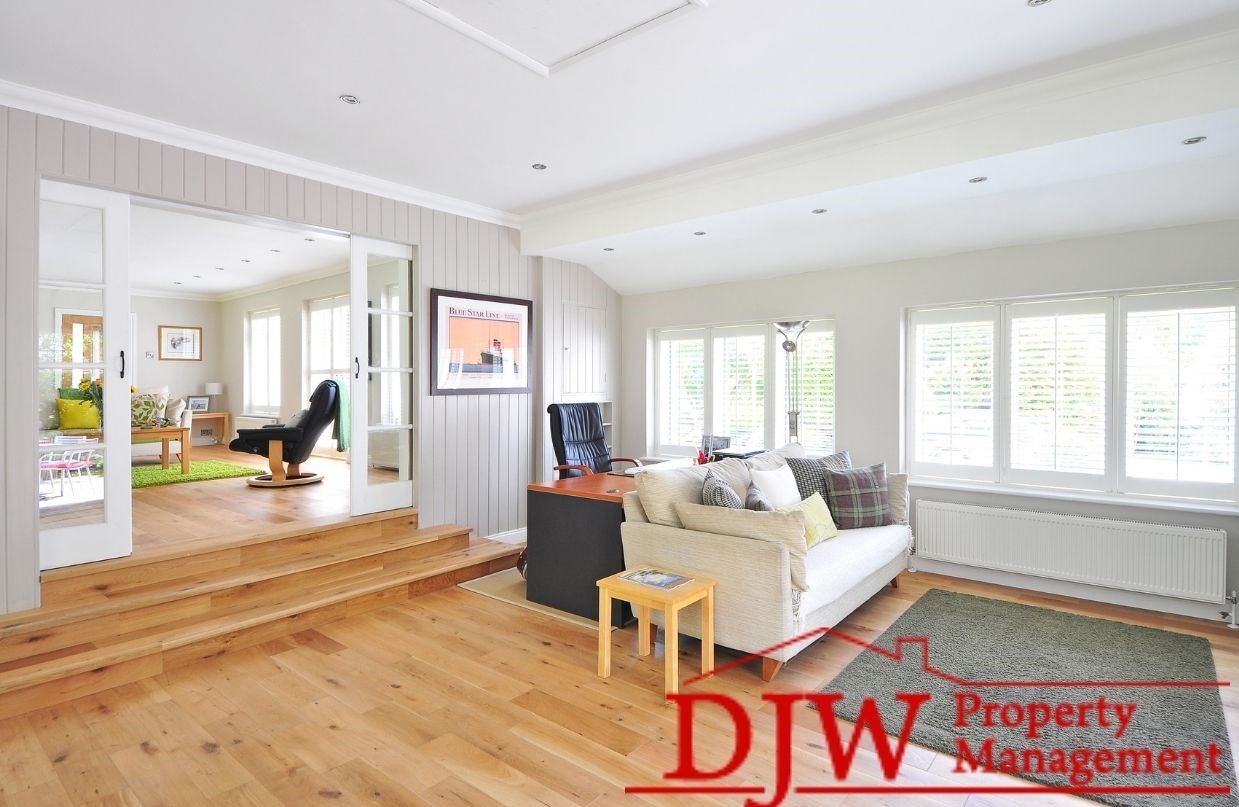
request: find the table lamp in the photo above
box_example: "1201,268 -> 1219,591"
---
204,382 -> 224,410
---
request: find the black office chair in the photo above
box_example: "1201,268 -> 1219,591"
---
230,380 -> 339,487
547,402 -> 642,479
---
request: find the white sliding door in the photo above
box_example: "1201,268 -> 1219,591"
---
350,237 -> 417,515
37,181 -> 132,569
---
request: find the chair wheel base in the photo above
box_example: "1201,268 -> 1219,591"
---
246,473 -> 323,488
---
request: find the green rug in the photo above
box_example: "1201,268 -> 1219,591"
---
131,460 -> 258,488
818,589 -> 1236,807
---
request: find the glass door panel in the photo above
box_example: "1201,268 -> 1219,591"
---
350,238 -> 416,515
37,182 -> 131,569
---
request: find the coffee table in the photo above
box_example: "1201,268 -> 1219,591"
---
132,426 -> 191,473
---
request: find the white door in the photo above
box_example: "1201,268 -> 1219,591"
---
350,237 -> 417,515
37,181 -> 132,569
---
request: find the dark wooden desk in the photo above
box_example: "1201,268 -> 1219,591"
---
526,474 -> 637,628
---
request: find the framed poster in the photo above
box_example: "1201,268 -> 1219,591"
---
430,289 -> 532,395
158,324 -> 202,361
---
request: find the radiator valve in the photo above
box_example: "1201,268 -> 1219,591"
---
1223,591 -> 1238,630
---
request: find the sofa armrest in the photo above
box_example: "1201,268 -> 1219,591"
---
620,521 -> 795,657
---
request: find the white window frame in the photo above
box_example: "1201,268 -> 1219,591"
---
906,285 -> 1239,505
304,293 -> 350,400
1117,287 -> 1238,501
774,319 -> 836,454
1003,296 -> 1112,491
244,306 -> 281,417
907,305 -> 1000,482
651,317 -> 833,457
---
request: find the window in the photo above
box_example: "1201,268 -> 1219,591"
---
907,286 -> 1239,502
908,307 -> 996,480
306,294 -> 350,397
1122,289 -> 1236,498
653,319 -> 834,456
245,307 -> 281,416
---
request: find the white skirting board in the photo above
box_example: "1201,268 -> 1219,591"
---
486,527 -> 527,545
911,557 -> 1226,622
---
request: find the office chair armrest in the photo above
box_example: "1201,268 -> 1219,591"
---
552,464 -> 595,476
610,457 -> 643,468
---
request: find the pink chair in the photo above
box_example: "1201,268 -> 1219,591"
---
39,436 -> 98,497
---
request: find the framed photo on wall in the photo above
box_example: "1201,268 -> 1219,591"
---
430,289 -> 532,395
158,324 -> 202,361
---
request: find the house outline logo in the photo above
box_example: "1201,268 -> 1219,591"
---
626,624 -> 1234,805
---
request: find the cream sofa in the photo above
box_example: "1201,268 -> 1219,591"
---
131,393 -> 192,461
619,450 -> 911,680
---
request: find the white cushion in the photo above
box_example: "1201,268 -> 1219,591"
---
675,502 -> 810,592
634,458 -> 751,528
750,464 -> 800,508
744,442 -> 806,471
800,525 -> 911,616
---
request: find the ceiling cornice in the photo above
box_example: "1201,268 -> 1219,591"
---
520,29 -> 1239,254
0,79 -> 520,229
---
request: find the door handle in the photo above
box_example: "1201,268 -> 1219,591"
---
120,350 -> 126,379
354,357 -> 361,379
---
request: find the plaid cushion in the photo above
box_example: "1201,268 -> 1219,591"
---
786,450 -> 852,500
824,463 -> 891,529
702,470 -> 744,509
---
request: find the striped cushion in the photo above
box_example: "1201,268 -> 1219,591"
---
703,470 -> 744,508
785,450 -> 852,500
824,463 -> 892,529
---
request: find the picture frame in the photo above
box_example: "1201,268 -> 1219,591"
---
186,396 -> 210,413
429,289 -> 533,395
158,324 -> 202,361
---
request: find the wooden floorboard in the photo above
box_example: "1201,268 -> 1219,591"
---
0,571 -> 1233,805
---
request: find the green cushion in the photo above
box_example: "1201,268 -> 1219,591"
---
58,387 -> 88,400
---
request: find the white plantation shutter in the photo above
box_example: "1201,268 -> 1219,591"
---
657,330 -> 706,452
712,326 -> 766,448
775,321 -> 834,453
306,294 -> 350,452
245,307 -> 281,416
1007,299 -> 1108,486
1122,290 -> 1237,497
910,307 -> 996,480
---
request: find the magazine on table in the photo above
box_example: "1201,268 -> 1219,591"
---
620,568 -> 692,590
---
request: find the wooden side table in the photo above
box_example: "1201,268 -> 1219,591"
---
597,569 -> 716,696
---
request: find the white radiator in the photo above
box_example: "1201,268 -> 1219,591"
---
915,500 -> 1227,604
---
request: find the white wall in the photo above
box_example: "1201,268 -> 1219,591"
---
131,296 -> 222,435
620,220 -> 1239,617
219,272 -> 348,423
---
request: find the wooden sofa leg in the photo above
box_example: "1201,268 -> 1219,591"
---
890,575 -> 899,589
761,657 -> 783,682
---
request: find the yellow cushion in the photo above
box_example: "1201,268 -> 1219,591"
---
779,492 -> 838,548
57,398 -> 100,430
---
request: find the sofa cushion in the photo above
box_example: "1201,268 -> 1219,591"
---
779,492 -> 838,548
888,473 -> 909,526
744,442 -> 806,471
703,470 -> 744,508
785,451 -> 852,500
745,482 -> 774,512
131,392 -> 169,428
825,463 -> 892,528
166,397 -> 187,424
801,524 -> 910,615
56,398 -> 100,430
635,458 -> 749,528
750,464 -> 800,508
674,501 -> 810,592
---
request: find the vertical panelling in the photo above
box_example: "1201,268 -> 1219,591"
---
183,150 -> 206,203
267,171 -> 287,219
89,129 -> 116,186
224,160 -> 245,209
286,175 -> 305,221
244,165 -> 265,213
204,154 -> 226,207
115,134 -> 140,191
320,184 -> 337,229
304,180 -> 321,225
161,145 -> 185,199
335,185 -> 351,231
137,139 -> 162,194
5,108 -> 38,611
0,106 -> 8,609
35,116 -> 62,175
63,122 -> 91,180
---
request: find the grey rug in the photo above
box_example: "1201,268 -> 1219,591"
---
819,589 -> 1236,807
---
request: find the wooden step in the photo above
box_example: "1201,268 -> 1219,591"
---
0,537 -> 519,719
0,524 -> 470,665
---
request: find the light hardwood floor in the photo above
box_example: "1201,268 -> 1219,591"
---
0,571 -> 1234,807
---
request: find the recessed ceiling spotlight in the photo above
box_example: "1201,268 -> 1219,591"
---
969,176 -> 989,184
270,249 -> 281,253
531,163 -> 547,170
693,231 -> 707,236
241,259 -> 251,263
339,94 -> 360,105
1182,136 -> 1208,145
304,237 -> 316,242
811,208 -> 827,214
173,281 -> 183,285
215,266 -> 224,271
603,247 -> 615,252
193,274 -> 202,279
1027,0 -> 1053,6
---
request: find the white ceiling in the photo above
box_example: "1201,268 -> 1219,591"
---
2,0 -> 1239,214
8,1 -> 1239,296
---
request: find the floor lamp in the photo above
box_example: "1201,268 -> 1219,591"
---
775,321 -> 810,443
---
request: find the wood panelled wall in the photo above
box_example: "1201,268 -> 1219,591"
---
536,258 -> 622,483
0,105 -> 619,612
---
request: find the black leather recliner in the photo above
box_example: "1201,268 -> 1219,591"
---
230,380 -> 339,487
547,402 -> 641,479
